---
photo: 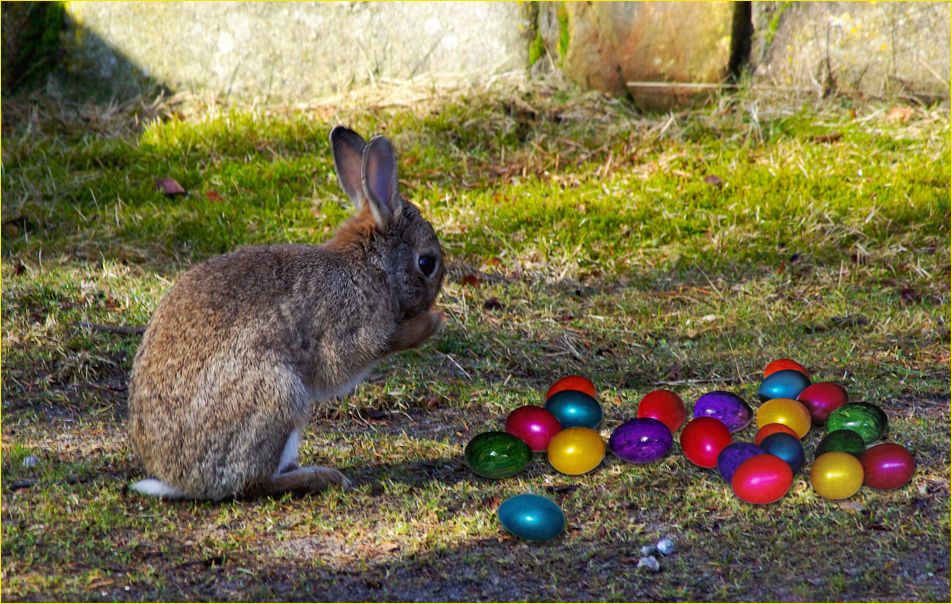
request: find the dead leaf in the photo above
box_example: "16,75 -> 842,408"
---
460,275 -> 482,288
205,190 -> 223,202
887,106 -> 914,122
899,286 -> 921,303
155,177 -> 186,196
812,132 -> 843,143
703,174 -> 723,187
837,500 -> 866,514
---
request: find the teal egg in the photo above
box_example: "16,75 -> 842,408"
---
464,431 -> 532,478
544,390 -> 603,428
758,369 -> 811,402
497,494 -> 565,541
826,403 -> 888,444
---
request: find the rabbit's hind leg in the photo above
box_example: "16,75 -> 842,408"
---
248,465 -> 351,497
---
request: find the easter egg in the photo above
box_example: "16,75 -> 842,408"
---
505,406 -> 562,452
546,375 -> 596,400
755,398 -> 812,439
717,442 -> 765,483
497,494 -> 565,542
692,391 -> 753,432
545,390 -> 603,429
810,452 -> 864,499
860,443 -> 915,490
547,427 -> 605,475
680,417 -> 732,468
760,433 -> 805,473
464,431 -> 532,479
609,418 -> 673,464
815,429 -> 867,458
826,403 -> 887,444
754,423 -> 799,445
636,389 -> 686,432
731,454 -> 794,504
764,358 -> 810,379
797,382 -> 848,424
758,369 -> 811,402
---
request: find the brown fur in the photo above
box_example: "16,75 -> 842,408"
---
127,128 -> 444,500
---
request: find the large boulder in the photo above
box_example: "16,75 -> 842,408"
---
61,2 -> 532,102
539,2 -> 736,110
751,2 -> 950,101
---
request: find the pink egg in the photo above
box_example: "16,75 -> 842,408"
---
505,406 -> 562,452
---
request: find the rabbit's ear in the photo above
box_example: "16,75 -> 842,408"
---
361,136 -> 403,228
330,126 -> 367,208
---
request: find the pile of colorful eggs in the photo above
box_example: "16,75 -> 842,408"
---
465,361 -> 916,541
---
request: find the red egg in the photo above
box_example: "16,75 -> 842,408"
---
546,375 -> 596,400
680,417 -> 732,468
764,358 -> 810,379
637,389 -> 686,432
505,406 -> 562,452
731,454 -> 794,504
797,382 -> 848,424
754,423 -> 800,445
860,443 -> 916,490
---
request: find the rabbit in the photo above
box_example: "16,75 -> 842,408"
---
127,126 -> 445,501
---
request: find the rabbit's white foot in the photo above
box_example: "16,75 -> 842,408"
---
130,478 -> 189,499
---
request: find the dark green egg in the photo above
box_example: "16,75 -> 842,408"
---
826,403 -> 888,444
464,431 -> 532,479
815,429 -> 867,458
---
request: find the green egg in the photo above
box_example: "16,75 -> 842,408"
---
815,429 -> 867,458
464,431 -> 532,479
826,403 -> 888,445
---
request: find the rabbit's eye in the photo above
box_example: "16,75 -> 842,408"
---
418,254 -> 437,277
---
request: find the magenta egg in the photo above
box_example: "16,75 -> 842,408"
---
860,443 -> 916,490
505,406 -> 562,452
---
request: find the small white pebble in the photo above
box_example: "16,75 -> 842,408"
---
637,555 -> 660,572
22,456 -> 38,468
657,538 -> 675,555
640,544 -> 656,556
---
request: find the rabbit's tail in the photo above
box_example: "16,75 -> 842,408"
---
130,478 -> 189,499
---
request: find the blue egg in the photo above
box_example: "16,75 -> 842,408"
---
760,432 -> 805,473
545,390 -> 603,428
497,494 -> 565,542
758,369 -> 811,402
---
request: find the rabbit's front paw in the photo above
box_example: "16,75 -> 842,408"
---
390,311 -> 443,352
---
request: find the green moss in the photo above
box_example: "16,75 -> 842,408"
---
528,31 -> 546,67
764,1 -> 792,50
557,3 -> 570,60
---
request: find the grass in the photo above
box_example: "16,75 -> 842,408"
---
2,81 -> 950,601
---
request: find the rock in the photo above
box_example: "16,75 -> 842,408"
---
640,544 -> 656,556
656,538 -> 675,555
539,2 -> 736,110
751,2 -> 950,101
22,455 -> 39,468
637,555 -> 661,572
62,2 -> 533,102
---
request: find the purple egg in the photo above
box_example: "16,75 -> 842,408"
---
609,418 -> 673,463
717,442 -> 764,482
693,391 -> 753,433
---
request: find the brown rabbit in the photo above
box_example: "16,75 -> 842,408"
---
127,127 -> 445,500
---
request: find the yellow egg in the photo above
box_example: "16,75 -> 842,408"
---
810,452 -> 864,499
546,427 -> 605,475
755,398 -> 812,439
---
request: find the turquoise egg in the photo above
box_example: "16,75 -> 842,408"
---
544,390 -> 603,428
758,369 -> 811,402
497,494 -> 565,542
